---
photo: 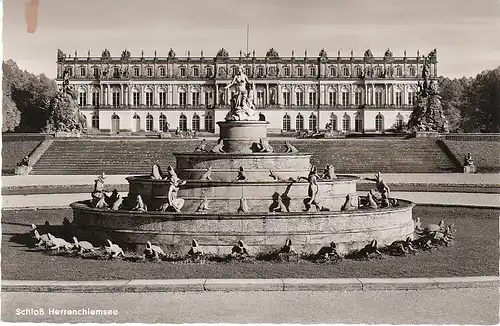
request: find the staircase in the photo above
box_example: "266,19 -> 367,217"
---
31,138 -> 459,175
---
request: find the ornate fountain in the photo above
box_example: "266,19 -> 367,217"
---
70,66 -> 415,255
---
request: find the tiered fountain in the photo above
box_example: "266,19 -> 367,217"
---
70,67 -> 415,255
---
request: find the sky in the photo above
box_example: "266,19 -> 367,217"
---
3,0 -> 500,78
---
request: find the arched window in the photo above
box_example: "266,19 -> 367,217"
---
159,89 -> 167,106
132,89 -> 141,106
408,89 -> 416,105
342,114 -> 351,132
328,90 -> 337,105
396,113 -> 404,129
192,114 -> 200,131
179,114 -> 187,131
145,114 -> 154,132
111,114 -> 120,133
375,113 -> 384,132
374,66 -> 382,77
78,90 -> 87,106
341,90 -> 349,106
308,113 -> 317,131
295,114 -> 304,131
330,66 -> 337,77
191,90 -> 200,106
329,113 -> 337,131
92,88 -> 100,106
295,89 -> 304,106
132,114 -> 140,133
395,89 -> 403,106
245,66 -> 252,77
91,113 -> 99,129
375,88 -> 384,105
204,114 -> 214,132
111,87 -> 120,106
355,113 -> 363,132
308,90 -> 317,106
282,114 -> 291,131
159,114 -> 168,132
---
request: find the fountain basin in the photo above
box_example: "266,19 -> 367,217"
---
70,199 -> 415,255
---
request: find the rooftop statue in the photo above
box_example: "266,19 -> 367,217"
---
364,49 -> 373,58
224,66 -> 259,121
57,49 -> 66,61
121,49 -> 131,60
101,49 -> 111,60
318,48 -> 328,59
384,48 -> 393,59
266,47 -> 279,58
168,48 -> 176,58
216,48 -> 229,58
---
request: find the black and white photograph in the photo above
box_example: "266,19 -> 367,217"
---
1,0 -> 499,324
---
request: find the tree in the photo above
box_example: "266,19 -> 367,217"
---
2,92 -> 21,132
461,66 -> 500,133
438,76 -> 472,132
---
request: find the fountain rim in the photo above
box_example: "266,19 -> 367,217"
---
172,152 -> 313,157
70,199 -> 415,219
125,174 -> 361,183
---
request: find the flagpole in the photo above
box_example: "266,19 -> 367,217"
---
246,23 -> 249,56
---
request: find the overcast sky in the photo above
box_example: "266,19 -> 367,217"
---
3,0 -> 500,78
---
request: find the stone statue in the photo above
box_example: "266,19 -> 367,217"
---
150,164 -> 163,180
210,139 -> 225,153
231,240 -> 248,256
188,239 -> 204,257
104,239 -> 125,258
299,166 -> 320,212
194,139 -> 208,152
270,192 -> 287,213
237,197 -> 250,213
266,48 -> 279,58
365,192 -> 378,209
318,48 -> 328,59
464,153 -> 474,167
101,49 -> 111,60
143,241 -> 165,260
322,164 -> 337,180
224,66 -> 259,121
131,195 -> 148,212
284,140 -> 298,153
91,172 -> 106,203
168,48 -> 176,58
199,167 -> 213,181
57,49 -> 66,61
159,166 -> 187,212
357,239 -> 382,259
216,48 -> 229,58
384,48 -> 393,59
196,196 -> 210,213
317,242 -> 339,259
121,49 -> 131,60
107,189 -> 123,211
364,49 -> 373,58
280,238 -> 296,254
257,138 -> 273,153
235,166 -> 247,181
340,194 -> 356,211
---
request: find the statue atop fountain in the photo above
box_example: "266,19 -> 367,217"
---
224,66 -> 259,121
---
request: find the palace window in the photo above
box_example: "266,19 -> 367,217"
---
159,90 -> 167,106
329,91 -> 337,105
283,90 -> 291,106
297,66 -> 304,77
243,66 -> 251,77
342,114 -> 351,132
283,66 -> 290,77
309,66 -> 316,77
204,91 -> 213,106
146,67 -> 153,77
256,90 -> 265,107
91,113 -> 99,129
341,91 -> 349,106
355,113 -> 363,132
178,114 -> 187,131
179,89 -> 187,106
112,88 -> 120,106
282,114 -> 291,131
295,114 -> 304,131
179,67 -> 186,77
330,66 -> 337,77
396,114 -> 404,129
375,114 -> 384,132
112,67 -> 120,78
160,67 -> 166,77
396,66 -> 403,77
375,90 -> 383,106
295,90 -> 304,106
133,91 -> 140,106
92,90 -> 100,106
192,114 -> 201,131
132,114 -> 140,133
92,68 -> 99,78
204,114 -> 214,132
329,113 -> 337,131
257,66 -> 264,77
159,114 -> 168,132
395,90 -> 402,106
193,66 -> 200,77
145,90 -> 153,106
308,113 -> 317,131
79,92 -> 87,106
146,114 -> 154,132
206,66 -> 213,77
133,67 -> 140,77
342,67 -> 350,77
308,91 -> 317,106
407,91 -> 415,105
80,67 -> 86,77
354,91 -> 362,105
409,66 -> 416,77
192,91 -> 200,106
355,66 -> 363,77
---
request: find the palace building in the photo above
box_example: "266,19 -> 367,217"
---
55,47 -> 438,134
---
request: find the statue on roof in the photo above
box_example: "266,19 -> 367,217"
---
384,48 -> 393,58
121,49 -> 131,60
168,48 -> 176,58
318,48 -> 328,59
101,49 -> 111,60
216,48 -> 229,58
428,48 -> 437,60
57,49 -> 66,61
364,49 -> 373,58
266,47 -> 279,58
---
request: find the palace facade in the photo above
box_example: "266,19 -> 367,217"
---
55,47 -> 438,134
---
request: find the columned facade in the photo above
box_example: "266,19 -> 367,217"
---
56,48 -> 438,134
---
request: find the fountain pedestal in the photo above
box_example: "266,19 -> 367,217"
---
218,120 -> 269,153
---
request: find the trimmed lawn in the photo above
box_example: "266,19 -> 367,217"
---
2,206 -> 498,280
1,140 -> 41,175
443,140 -> 500,173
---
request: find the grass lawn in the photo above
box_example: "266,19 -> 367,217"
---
443,140 -> 500,173
1,140 -> 41,175
2,206 -> 498,281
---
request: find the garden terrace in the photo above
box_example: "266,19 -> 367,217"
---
442,140 -> 500,173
